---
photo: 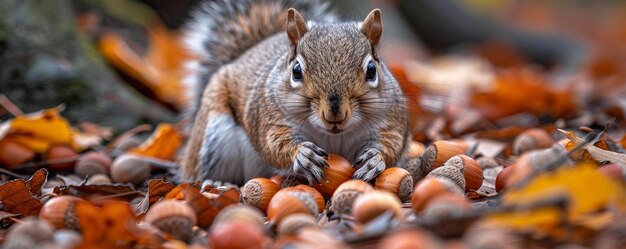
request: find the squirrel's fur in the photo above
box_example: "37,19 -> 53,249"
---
181,0 -> 410,185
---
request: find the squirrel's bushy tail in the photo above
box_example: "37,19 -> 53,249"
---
184,0 -> 335,114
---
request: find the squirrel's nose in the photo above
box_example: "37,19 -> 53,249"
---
322,111 -> 346,124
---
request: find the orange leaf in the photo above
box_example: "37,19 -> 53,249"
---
165,183 -> 239,228
9,107 -> 73,153
132,179 -> 175,215
26,169 -> 48,196
0,179 -> 43,216
99,22 -> 194,109
129,123 -> 182,160
75,200 -> 159,248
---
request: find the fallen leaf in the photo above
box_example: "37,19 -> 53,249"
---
9,107 -> 73,153
0,179 -> 43,216
26,169 -> 48,196
75,200 -> 159,248
129,123 -> 182,160
489,163 -> 626,239
165,183 -> 239,228
132,179 -> 175,215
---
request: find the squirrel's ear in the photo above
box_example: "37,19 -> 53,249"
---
361,9 -> 383,50
286,8 -> 308,47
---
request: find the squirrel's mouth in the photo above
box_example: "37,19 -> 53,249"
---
325,126 -> 344,134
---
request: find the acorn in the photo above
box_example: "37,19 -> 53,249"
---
210,221 -> 270,249
5,217 -> 54,244
426,165 -> 466,191
422,141 -> 465,171
351,191 -> 402,224
444,155 -> 483,192
39,196 -> 84,230
85,174 -> 112,185
145,200 -> 197,241
330,180 -> 374,215
401,157 -> 428,184
314,154 -> 355,198
422,192 -> 471,219
267,190 -> 318,225
74,151 -> 111,178
512,128 -> 553,155
46,145 -> 78,170
375,167 -> 414,202
212,205 -> 265,228
276,214 -> 318,237
411,177 -> 463,214
406,141 -> 426,158
0,139 -> 35,167
110,153 -> 150,185
240,178 -> 280,213
379,229 -> 442,249
495,166 -> 513,192
285,185 -> 325,213
114,135 -> 143,151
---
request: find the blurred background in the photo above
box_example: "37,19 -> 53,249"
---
1,0 -> 625,139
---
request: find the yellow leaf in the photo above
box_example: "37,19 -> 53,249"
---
129,123 -> 182,160
9,108 -> 72,153
488,163 -> 626,239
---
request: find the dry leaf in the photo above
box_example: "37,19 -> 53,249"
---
129,123 -> 182,160
165,183 -> 239,228
132,179 -> 175,215
26,169 -> 48,196
0,179 -> 43,216
8,107 -> 73,153
75,200 -> 159,248
489,163 -> 626,239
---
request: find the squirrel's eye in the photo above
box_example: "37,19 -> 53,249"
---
292,62 -> 303,82
365,61 -> 377,81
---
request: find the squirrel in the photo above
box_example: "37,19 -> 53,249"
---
180,0 -> 410,186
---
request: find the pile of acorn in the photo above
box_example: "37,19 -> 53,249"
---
4,128 -> 623,248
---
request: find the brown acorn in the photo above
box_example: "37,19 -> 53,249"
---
86,174 -> 112,185
330,180 -> 374,215
240,178 -> 280,213
411,177 -> 463,214
210,220 -> 270,249
276,214 -> 318,237
0,139 -> 35,167
379,229 -> 442,249
422,141 -> 465,171
285,185 -> 326,213
427,165 -> 466,191
39,196 -> 84,230
74,151 -> 111,177
351,191 -> 402,224
46,145 -> 78,170
512,128 -> 553,155
212,205 -> 265,228
314,154 -> 355,198
375,167 -> 414,202
444,155 -> 483,192
267,190 -> 318,225
145,200 -> 197,241
110,153 -> 150,185
269,175 -> 300,188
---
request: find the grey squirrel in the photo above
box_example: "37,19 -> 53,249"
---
180,0 -> 410,185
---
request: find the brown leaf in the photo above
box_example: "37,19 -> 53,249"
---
53,183 -> 137,199
132,179 -> 175,215
75,200 -> 160,248
26,168 -> 48,196
0,179 -> 43,216
165,183 -> 239,228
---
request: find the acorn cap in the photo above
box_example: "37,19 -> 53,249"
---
427,166 -> 466,191
145,200 -> 197,241
276,214 -> 318,237
330,180 -> 374,215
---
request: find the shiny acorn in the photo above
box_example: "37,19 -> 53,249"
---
240,178 -> 281,213
375,167 -> 414,202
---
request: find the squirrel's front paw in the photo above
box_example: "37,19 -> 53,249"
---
293,141 -> 329,185
353,148 -> 385,181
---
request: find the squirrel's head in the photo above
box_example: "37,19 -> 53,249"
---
282,8 -> 395,135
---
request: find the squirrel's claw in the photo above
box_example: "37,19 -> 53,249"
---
293,142 -> 328,185
353,148 -> 385,181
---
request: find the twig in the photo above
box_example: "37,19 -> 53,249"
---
0,94 -> 24,117
0,168 -> 29,179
